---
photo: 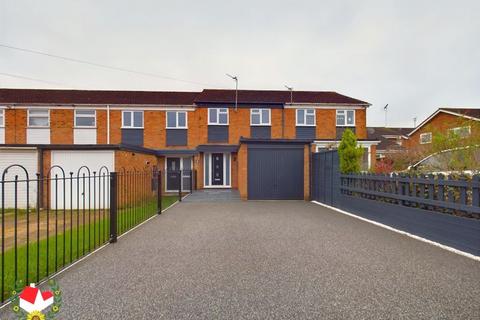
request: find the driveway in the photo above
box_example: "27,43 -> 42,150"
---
2,200 -> 479,319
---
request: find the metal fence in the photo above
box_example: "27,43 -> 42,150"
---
0,165 -> 193,303
340,173 -> 480,219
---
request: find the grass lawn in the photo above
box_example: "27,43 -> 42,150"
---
0,195 -> 177,302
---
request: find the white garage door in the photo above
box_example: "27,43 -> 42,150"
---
0,149 -> 38,209
50,150 -> 115,209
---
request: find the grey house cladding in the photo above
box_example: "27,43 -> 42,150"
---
208,126 -> 229,142
296,126 -> 316,139
336,127 -> 356,139
166,129 -> 188,146
122,129 -> 144,146
250,126 -> 271,139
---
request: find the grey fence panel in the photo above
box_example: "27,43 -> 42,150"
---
311,151 -> 480,256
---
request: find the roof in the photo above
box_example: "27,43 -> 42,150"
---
367,127 -> 412,139
195,89 -> 370,105
408,107 -> 480,136
0,88 -> 199,105
439,108 -> 480,119
0,88 -> 370,107
19,286 -> 38,304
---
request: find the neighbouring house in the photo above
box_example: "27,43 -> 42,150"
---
406,107 -> 480,151
0,88 -> 377,201
367,127 -> 412,160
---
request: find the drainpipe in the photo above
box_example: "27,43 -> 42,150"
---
107,105 -> 110,144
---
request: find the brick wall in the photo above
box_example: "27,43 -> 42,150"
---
316,109 -> 336,139
5,109 -> 27,144
355,109 -> 367,139
237,144 -> 248,199
50,109 -> 73,144
96,110 -> 108,144
271,109 -> 284,138
406,112 -> 477,151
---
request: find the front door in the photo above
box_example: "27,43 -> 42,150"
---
166,157 -> 181,191
212,153 -> 224,185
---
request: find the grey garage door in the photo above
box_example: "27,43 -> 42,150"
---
248,145 -> 304,200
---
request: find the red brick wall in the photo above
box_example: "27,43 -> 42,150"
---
405,112 -> 478,151
316,109 -> 336,139
238,144 -> 248,199
96,110 -> 108,144
355,109 -> 367,139
50,109 -> 73,144
5,109 -> 27,144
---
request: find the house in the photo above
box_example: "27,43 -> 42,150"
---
406,107 -> 480,150
19,284 -> 54,313
0,88 -> 377,200
367,127 -> 412,159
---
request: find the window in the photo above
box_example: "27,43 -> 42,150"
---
122,111 -> 143,128
420,132 -> 432,144
296,109 -> 315,126
250,108 -> 271,126
208,108 -> 229,125
448,126 -> 471,138
166,111 -> 187,129
0,109 -> 4,127
75,110 -> 96,127
28,109 -> 49,127
336,110 -> 355,126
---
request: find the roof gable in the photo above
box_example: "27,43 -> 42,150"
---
408,108 -> 480,136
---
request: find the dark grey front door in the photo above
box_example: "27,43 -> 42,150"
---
212,153 -> 224,185
166,157 -> 181,191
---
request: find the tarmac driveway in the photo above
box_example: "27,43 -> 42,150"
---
2,200 -> 479,319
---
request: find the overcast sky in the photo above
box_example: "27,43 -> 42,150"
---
0,0 -> 479,127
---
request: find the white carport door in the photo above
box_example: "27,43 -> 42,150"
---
50,150 -> 115,209
0,149 -> 38,209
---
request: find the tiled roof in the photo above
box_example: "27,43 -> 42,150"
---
195,89 -> 370,105
0,88 -> 370,106
0,88 -> 199,105
440,108 -> 480,119
367,127 -> 413,139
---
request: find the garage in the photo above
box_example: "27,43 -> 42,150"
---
0,148 -> 38,208
50,150 -> 115,209
247,143 -> 305,200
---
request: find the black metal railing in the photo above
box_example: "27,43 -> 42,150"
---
340,173 -> 480,219
0,165 -> 194,304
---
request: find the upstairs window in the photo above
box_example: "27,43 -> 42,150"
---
420,132 -> 432,144
28,109 -> 50,127
336,110 -> 355,126
75,110 -> 96,127
448,126 -> 470,138
208,108 -> 229,125
166,111 -> 188,129
0,109 -> 4,127
250,109 -> 271,126
122,111 -> 143,128
296,109 -> 315,126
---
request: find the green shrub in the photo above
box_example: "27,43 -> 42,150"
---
338,129 -> 364,173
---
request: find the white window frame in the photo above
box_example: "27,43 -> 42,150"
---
250,108 -> 271,126
208,108 -> 229,125
336,110 -> 355,126
122,110 -> 144,129
448,126 -> 471,138
74,109 -> 96,128
166,111 -> 188,129
165,157 -> 193,192
28,109 -> 50,128
296,109 -> 316,126
420,132 -> 432,144
0,109 -> 4,127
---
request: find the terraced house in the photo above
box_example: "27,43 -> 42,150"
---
0,88 -> 378,200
